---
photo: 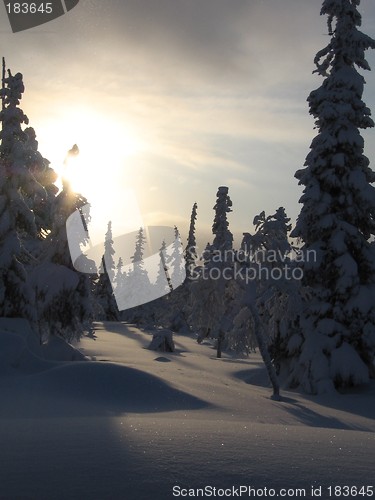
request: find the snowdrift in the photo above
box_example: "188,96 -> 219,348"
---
0,318 -> 208,419
0,318 -> 87,375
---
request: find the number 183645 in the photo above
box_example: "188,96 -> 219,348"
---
6,3 -> 53,14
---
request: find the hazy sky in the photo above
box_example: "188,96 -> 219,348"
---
1,0 -> 375,249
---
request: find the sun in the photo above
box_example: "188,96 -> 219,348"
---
61,141 -> 127,198
40,107 -> 146,199
37,108 -> 148,244
56,115 -> 144,198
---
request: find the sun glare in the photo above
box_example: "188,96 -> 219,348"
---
39,108 -> 145,191
38,108 -> 148,243
62,144 -> 125,197
59,117 -> 143,194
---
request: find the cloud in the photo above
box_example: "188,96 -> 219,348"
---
2,0 -> 375,245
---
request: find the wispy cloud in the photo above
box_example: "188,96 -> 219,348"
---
2,0 -> 375,245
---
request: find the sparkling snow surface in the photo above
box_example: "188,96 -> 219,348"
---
0,321 -> 374,499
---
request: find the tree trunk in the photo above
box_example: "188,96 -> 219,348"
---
249,304 -> 281,401
216,330 -> 224,358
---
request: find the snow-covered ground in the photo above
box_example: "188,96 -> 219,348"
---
0,321 -> 374,500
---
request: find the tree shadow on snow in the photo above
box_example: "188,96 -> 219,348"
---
274,399 -> 367,431
232,366 -> 272,388
0,361 -> 211,419
297,382 -> 375,426
233,367 -> 374,431
93,321 -> 151,349
217,357 -> 264,366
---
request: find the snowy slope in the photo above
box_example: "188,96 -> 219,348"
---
0,321 -> 374,500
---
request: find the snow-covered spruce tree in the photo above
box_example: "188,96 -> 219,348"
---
185,202 -> 198,279
0,65 -> 29,158
211,186 -> 234,356
168,226 -> 185,289
141,240 -> 173,330
114,256 -> 125,292
165,203 -> 199,332
35,146 -> 94,341
154,240 -> 172,295
150,218 -> 198,333
191,187 -> 234,357
212,186 -> 233,252
130,227 -> 151,290
227,300 -> 257,355
252,208 -> 292,259
230,211 -> 303,365
251,208 -> 303,376
290,0 -> 375,393
103,221 -> 116,283
121,227 -> 152,323
23,126 -> 58,238
0,66 -> 40,326
155,228 -> 194,333
94,221 -> 119,321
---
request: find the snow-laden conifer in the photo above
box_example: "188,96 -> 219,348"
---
130,227 -> 151,288
94,221 -> 119,321
114,257 -> 124,290
185,202 -> 198,279
212,186 -> 233,253
0,67 -> 38,326
252,208 -> 302,376
35,146 -> 94,340
103,221 -> 116,283
191,187 -> 234,356
168,226 -> 185,289
119,227 -> 152,318
154,240 -> 172,295
23,126 -> 58,238
290,0 -> 375,393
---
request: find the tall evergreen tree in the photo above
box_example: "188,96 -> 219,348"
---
130,227 -> 150,288
0,66 -> 38,326
191,187 -> 234,356
212,186 -> 233,253
251,208 -> 302,376
119,227 -> 152,316
290,0 -> 375,393
252,207 -> 292,257
35,146 -> 94,341
185,202 -> 198,279
114,257 -> 124,290
155,239 -> 172,295
23,126 -> 58,238
102,221 -> 116,283
169,226 -> 185,289
94,221 -> 119,321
